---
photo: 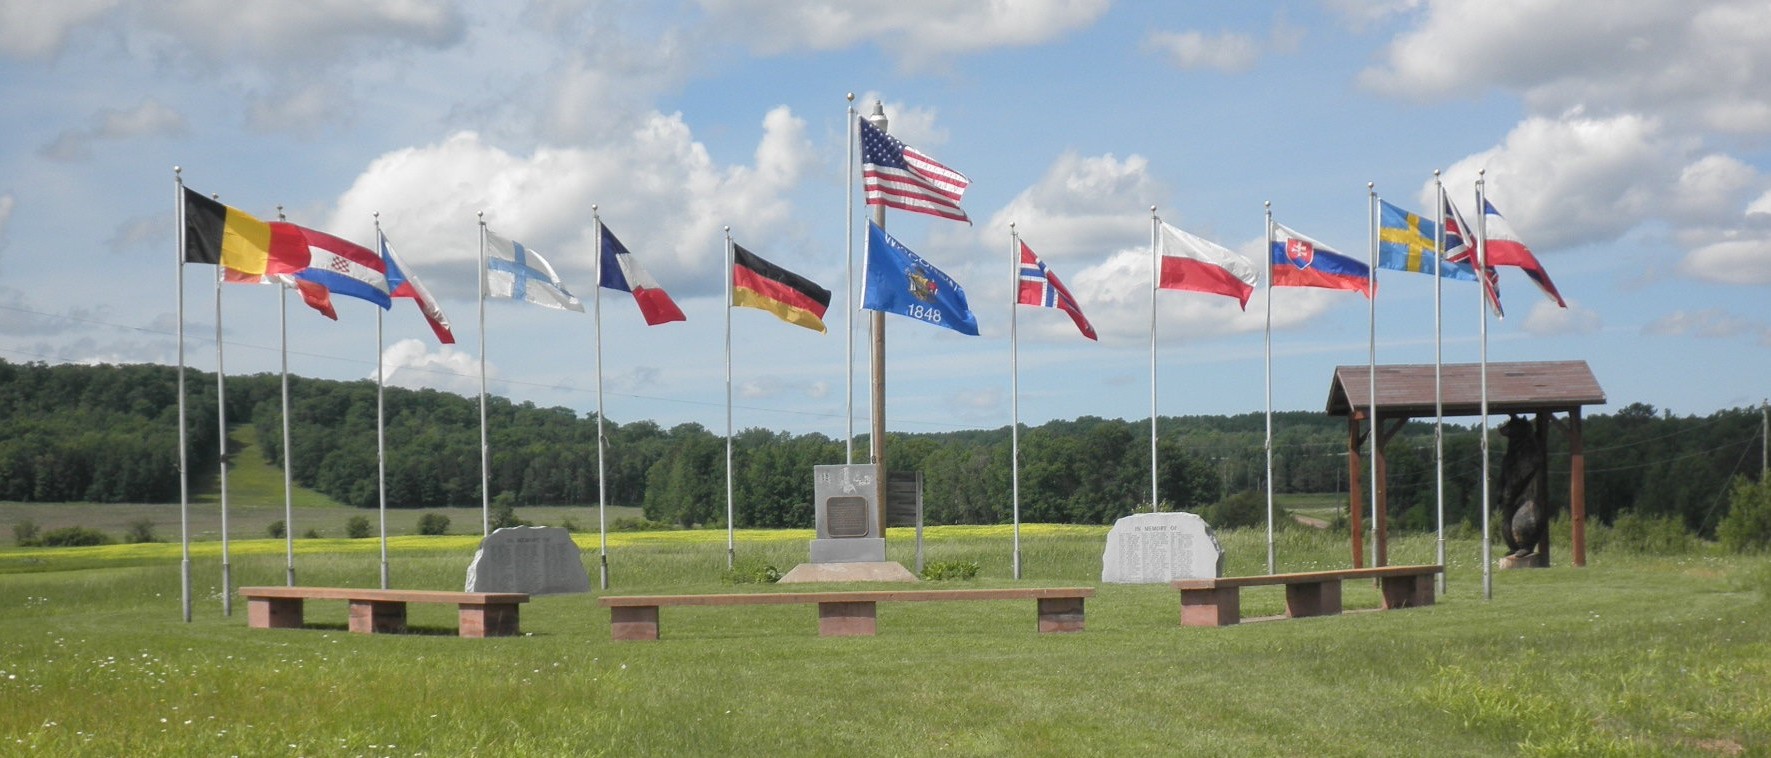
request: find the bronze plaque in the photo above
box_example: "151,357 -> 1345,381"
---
825,496 -> 868,538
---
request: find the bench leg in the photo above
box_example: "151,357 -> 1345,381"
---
1180,587 -> 1240,627
248,597 -> 304,630
610,606 -> 660,641
818,601 -> 877,637
1285,580 -> 1343,618
1380,575 -> 1435,609
349,600 -> 407,634
460,603 -> 520,638
1037,597 -> 1086,633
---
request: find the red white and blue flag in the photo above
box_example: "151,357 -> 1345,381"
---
379,232 -> 455,344
1017,241 -> 1096,340
599,223 -> 686,326
1270,223 -> 1372,298
284,222 -> 391,310
860,118 -> 970,224
1442,198 -> 1504,318
1477,199 -> 1565,309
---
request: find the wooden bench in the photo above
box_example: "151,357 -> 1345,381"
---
240,587 -> 530,638
1171,564 -> 1442,627
597,587 -> 1094,641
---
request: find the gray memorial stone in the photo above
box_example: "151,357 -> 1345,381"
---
1100,512 -> 1224,584
464,526 -> 590,595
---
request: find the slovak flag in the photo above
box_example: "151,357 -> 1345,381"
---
1017,241 -> 1096,340
1270,223 -> 1372,298
1479,199 -> 1566,308
283,222 -> 391,310
380,232 -> 455,344
599,223 -> 686,326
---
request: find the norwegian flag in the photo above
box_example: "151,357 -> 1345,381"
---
1016,241 -> 1096,340
1443,197 -> 1505,318
860,118 -> 970,224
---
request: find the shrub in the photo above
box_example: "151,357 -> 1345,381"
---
920,560 -> 980,581
13,519 -> 40,547
302,528 -> 321,539
723,561 -> 782,584
1719,476 -> 1771,553
38,526 -> 113,547
123,519 -> 158,544
610,516 -> 672,532
1591,512 -> 1696,555
559,517 -> 579,533
345,516 -> 372,539
266,520 -> 286,539
489,494 -> 530,530
1200,490 -> 1264,530
417,512 -> 450,536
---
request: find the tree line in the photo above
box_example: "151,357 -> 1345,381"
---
1,358 -> 1764,536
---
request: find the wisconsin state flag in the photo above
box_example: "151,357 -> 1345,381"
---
732,244 -> 830,333
182,187 -> 309,277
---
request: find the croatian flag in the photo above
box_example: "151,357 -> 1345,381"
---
599,224 -> 686,326
1017,241 -> 1096,340
1158,221 -> 1257,309
283,222 -> 391,310
380,232 -> 455,344
1270,223 -> 1372,298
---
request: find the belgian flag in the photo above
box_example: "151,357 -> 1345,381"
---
182,187 -> 309,277
732,244 -> 830,333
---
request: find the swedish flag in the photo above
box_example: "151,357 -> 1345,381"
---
1379,200 -> 1477,281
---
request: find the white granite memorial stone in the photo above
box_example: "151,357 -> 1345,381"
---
465,526 -> 590,595
1100,512 -> 1224,583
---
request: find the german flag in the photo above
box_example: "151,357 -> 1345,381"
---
182,187 -> 309,277
732,244 -> 830,333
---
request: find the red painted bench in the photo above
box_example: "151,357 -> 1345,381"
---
240,586 -> 530,638
1171,564 -> 1441,627
598,587 -> 1094,641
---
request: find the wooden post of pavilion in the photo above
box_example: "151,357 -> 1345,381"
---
1570,407 -> 1587,567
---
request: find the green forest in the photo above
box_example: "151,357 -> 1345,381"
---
1,358 -> 1764,537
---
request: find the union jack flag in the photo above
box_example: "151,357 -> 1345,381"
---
1017,241 -> 1096,340
1443,197 -> 1505,318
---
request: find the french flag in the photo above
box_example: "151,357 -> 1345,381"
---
599,224 -> 686,326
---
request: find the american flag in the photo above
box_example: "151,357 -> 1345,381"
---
1017,241 -> 1096,340
860,118 -> 970,224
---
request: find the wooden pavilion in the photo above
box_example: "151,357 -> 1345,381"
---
1325,360 -> 1606,568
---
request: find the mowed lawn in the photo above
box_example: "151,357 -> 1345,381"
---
1,526 -> 1766,756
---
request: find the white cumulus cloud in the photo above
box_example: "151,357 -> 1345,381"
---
0,0 -> 119,59
697,0 -> 1109,64
39,99 -> 187,162
379,338 -> 482,396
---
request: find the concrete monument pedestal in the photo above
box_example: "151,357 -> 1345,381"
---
779,561 -> 919,584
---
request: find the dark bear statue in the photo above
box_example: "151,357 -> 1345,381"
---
1496,415 -> 1546,559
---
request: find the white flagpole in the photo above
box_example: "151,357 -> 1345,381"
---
477,212 -> 490,537
593,207 -> 609,588
1009,223 -> 1022,580
1263,201 -> 1276,574
277,207 -> 295,587
724,227 -> 736,570
1477,171 -> 1493,600
844,93 -> 856,465
374,214 -> 389,589
213,195 -> 231,617
175,167 -> 192,621
1433,170 -> 1448,592
1148,206 -> 1159,513
1367,183 -> 1380,567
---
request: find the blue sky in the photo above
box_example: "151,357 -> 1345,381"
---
2,1 -> 1769,439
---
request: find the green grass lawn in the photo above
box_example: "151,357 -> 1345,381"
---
1,526 -> 1766,756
